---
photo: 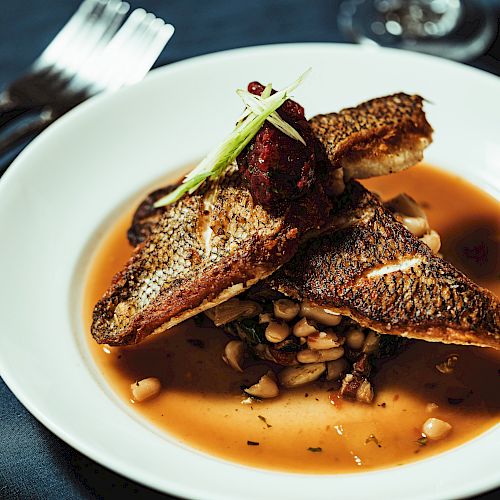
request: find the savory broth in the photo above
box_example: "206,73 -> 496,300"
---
84,164 -> 500,473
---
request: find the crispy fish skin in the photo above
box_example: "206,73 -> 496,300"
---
310,93 -> 433,188
127,185 -> 176,247
92,166 -> 331,345
268,181 -> 500,349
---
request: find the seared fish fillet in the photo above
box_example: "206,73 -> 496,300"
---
92,93 -> 432,346
267,181 -> 500,349
311,93 -> 433,193
93,166 -> 331,345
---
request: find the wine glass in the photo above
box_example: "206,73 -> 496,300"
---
338,0 -> 497,61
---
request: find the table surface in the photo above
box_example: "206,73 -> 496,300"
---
1,1 -> 499,499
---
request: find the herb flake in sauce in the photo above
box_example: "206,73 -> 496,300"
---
365,434 -> 382,447
258,415 -> 272,428
416,436 -> 428,446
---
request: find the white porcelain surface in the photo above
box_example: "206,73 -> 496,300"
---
0,44 -> 499,500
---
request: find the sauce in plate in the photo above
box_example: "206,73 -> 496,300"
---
84,164 -> 500,473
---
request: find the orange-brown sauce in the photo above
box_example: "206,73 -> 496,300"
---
84,164 -> 500,473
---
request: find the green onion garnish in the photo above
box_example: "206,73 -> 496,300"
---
154,69 -> 311,208
236,90 -> 306,145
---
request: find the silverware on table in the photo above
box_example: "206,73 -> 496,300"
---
0,0 -> 174,160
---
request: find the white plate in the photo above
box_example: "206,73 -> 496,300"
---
0,44 -> 499,500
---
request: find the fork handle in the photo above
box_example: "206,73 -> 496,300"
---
0,91 -> 47,127
0,104 -> 37,128
0,112 -> 54,158
0,97 -> 44,128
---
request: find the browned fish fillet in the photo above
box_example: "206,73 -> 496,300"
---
311,93 -> 433,193
92,165 -> 332,345
267,181 -> 500,349
92,93 -> 433,346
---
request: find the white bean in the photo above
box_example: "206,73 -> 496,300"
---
362,331 -> 380,354
399,215 -> 430,237
130,377 -> 161,402
265,321 -> 290,343
273,299 -> 300,321
222,340 -> 245,372
279,363 -> 326,388
300,301 -> 342,326
244,371 -> 279,399
346,329 -> 365,350
297,347 -> 344,363
307,331 -> 341,350
422,418 -> 452,440
420,230 -> 441,254
293,317 -> 318,337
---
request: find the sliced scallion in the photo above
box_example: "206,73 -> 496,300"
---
153,69 -> 310,207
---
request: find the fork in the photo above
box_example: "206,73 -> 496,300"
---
0,0 -> 174,159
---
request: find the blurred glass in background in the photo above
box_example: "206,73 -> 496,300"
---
338,0 -> 497,61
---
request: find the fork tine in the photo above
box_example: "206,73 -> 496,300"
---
33,0 -> 100,71
100,12 -> 157,90
86,8 -> 149,93
132,21 -> 174,81
122,20 -> 174,86
96,13 -> 173,92
111,12 -> 158,86
53,0 -> 130,80
64,1 -> 131,92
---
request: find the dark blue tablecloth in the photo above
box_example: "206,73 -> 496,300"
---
1,1 -> 499,499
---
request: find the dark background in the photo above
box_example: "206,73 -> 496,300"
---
0,1 -> 499,499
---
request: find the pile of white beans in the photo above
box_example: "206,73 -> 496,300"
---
221,297 -> 380,401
